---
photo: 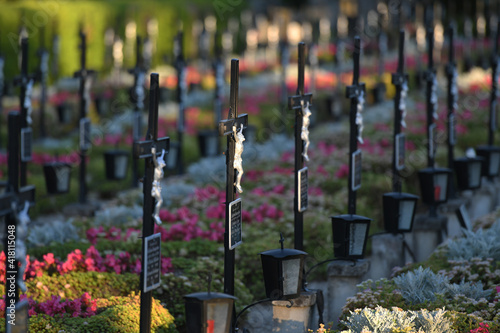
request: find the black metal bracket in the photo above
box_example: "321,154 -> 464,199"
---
233,298 -> 293,332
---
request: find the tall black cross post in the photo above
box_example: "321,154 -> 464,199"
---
488,22 -> 500,146
288,42 -> 313,250
213,33 -> 224,154
280,37 -> 290,132
346,37 -> 365,215
218,59 -> 248,296
36,27 -> 49,139
13,37 -> 35,187
391,30 -> 408,193
1,112 -> 36,332
0,41 -> 4,149
446,25 -> 459,198
174,30 -> 187,174
134,73 -> 169,333
129,35 -> 146,188
73,31 -> 95,204
425,28 -> 437,168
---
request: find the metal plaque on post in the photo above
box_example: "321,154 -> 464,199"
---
429,123 -> 437,160
20,128 -> 32,162
352,149 -> 362,191
297,167 -> 308,212
229,198 -> 242,250
79,117 -> 91,150
395,133 -> 405,170
143,233 -> 161,293
449,114 -> 456,145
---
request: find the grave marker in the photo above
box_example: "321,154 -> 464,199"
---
446,25 -> 459,197
73,31 -> 95,204
425,28 -> 438,168
288,42 -> 313,251
174,30 -> 187,174
36,27 -> 49,139
133,73 -> 170,333
1,112 -> 36,333
13,38 -> 35,187
219,59 -> 248,296
0,46 -> 4,149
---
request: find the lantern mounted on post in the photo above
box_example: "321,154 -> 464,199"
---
260,233 -> 307,300
383,192 -> 419,233
43,160 -> 72,195
331,214 -> 371,259
104,149 -> 129,180
184,275 -> 237,333
454,149 -> 484,191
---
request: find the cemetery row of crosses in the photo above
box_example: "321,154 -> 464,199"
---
3,7 -> 500,333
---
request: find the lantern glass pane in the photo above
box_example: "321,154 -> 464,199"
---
282,258 -> 301,296
433,173 -> 448,201
349,222 -> 367,256
56,167 -> 70,192
468,161 -> 482,188
398,200 -> 415,231
205,135 -> 218,156
206,301 -> 229,333
490,152 -> 500,175
115,155 -> 128,179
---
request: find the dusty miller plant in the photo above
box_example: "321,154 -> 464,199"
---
447,222 -> 500,261
27,218 -> 80,247
94,205 -> 142,227
393,267 -> 491,304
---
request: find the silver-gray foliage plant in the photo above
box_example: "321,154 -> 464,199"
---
447,221 -> 500,261
94,205 -> 143,227
393,266 -> 491,304
27,218 -> 80,247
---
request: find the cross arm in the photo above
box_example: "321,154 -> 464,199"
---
13,74 -> 36,86
288,93 -> 313,111
219,114 -> 248,136
346,83 -> 366,99
391,73 -> 409,86
0,192 -> 14,216
134,137 -> 170,159
73,69 -> 96,79
0,185 -> 35,217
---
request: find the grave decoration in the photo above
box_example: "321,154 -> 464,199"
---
133,73 -> 170,333
383,30 -> 419,234
1,112 -> 36,333
288,42 -> 313,251
417,28 -> 452,217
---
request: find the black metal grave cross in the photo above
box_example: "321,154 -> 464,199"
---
446,25 -> 459,197
36,27 -> 49,139
0,43 -> 4,149
391,30 -> 409,193
213,33 -> 224,154
219,59 -> 248,297
129,35 -> 146,188
489,21 -> 500,146
13,37 -> 35,187
425,28 -> 438,168
174,30 -> 187,174
345,37 -> 366,215
1,112 -> 36,333
73,31 -> 95,204
288,42 -> 313,251
133,73 -> 169,333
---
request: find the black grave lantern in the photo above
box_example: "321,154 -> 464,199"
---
476,146 -> 500,178
104,150 -> 129,180
417,167 -> 452,205
260,242 -> 307,300
166,142 -> 180,170
331,214 -> 371,259
454,156 -> 484,191
184,291 -> 237,333
43,162 -> 72,194
57,103 -> 72,124
383,192 -> 419,233
197,129 -> 219,157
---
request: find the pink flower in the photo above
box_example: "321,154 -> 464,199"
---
335,164 -> 349,178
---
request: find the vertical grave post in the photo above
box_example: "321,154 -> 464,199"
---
73,31 -> 95,204
129,35 -> 146,188
446,25 -> 459,198
288,42 -> 313,251
426,28 -> 437,169
214,35 -> 224,155
36,28 -> 49,139
1,112 -> 36,333
0,42 -> 4,149
134,73 -> 170,333
174,30 -> 187,174
219,59 -> 248,298
13,38 -> 35,187
489,22 -> 500,146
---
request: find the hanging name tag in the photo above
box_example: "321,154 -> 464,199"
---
352,149 -> 362,191
79,118 -> 91,150
395,133 -> 405,170
133,112 -> 142,141
449,114 -> 456,145
143,233 -> 161,293
429,124 -> 436,159
297,167 -> 308,212
20,127 -> 32,162
229,198 -> 242,250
